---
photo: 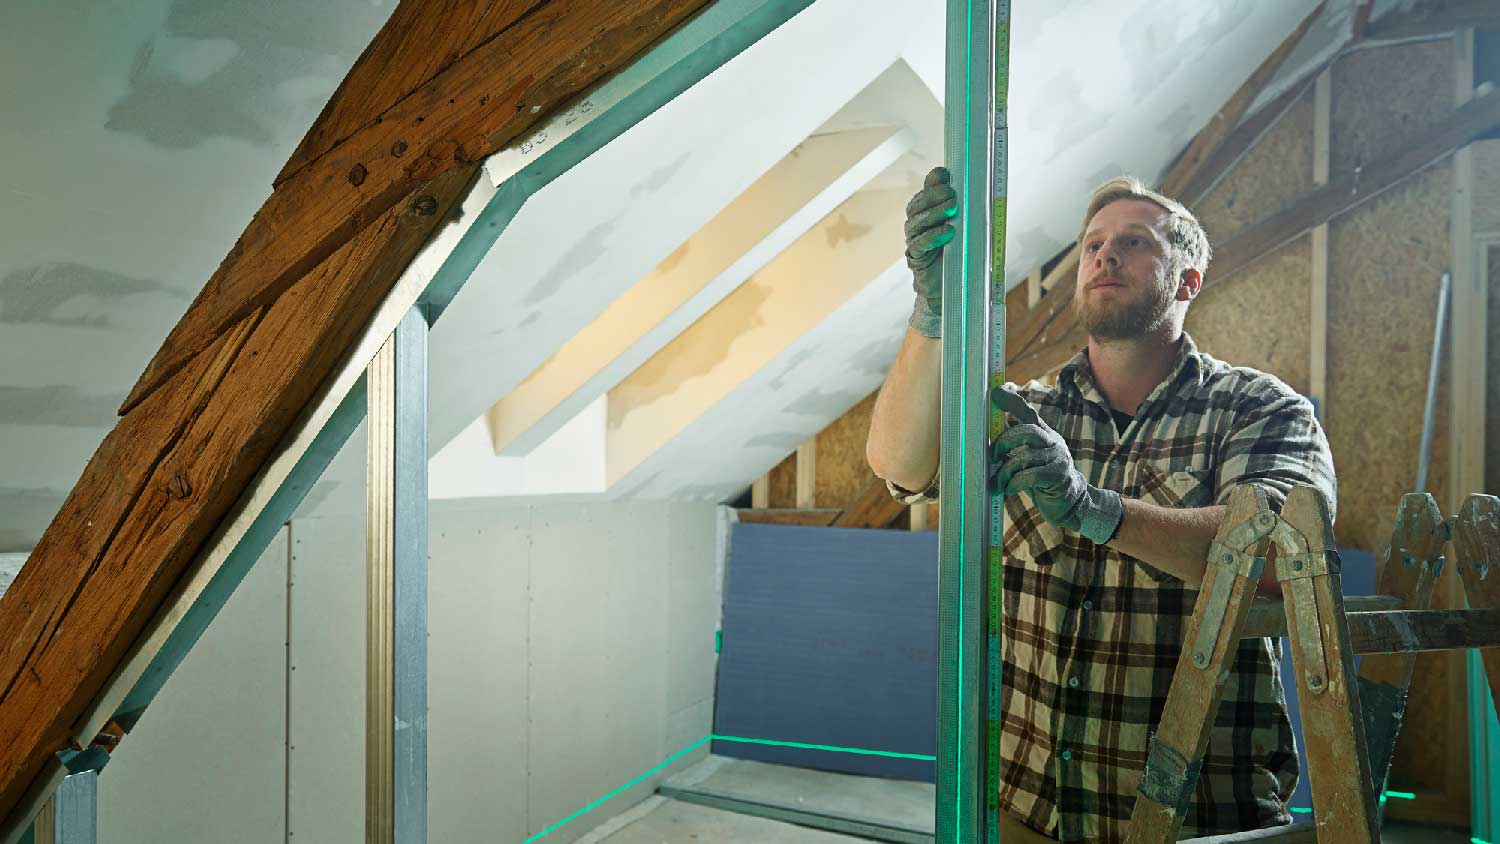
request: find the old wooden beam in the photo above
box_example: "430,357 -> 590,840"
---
0,165 -> 479,827
121,0 -> 711,414
1240,595 -> 1402,639
276,0 -> 540,186
1340,608 -> 1500,655
830,476 -> 906,529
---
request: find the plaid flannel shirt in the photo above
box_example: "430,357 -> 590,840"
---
888,333 -> 1336,842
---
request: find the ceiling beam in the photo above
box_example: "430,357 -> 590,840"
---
604,179 -> 910,488
486,125 -> 914,456
120,0 -> 713,414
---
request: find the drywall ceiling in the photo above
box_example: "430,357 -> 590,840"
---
0,0 -> 1359,544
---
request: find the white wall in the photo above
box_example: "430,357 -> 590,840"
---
93,500 -> 722,844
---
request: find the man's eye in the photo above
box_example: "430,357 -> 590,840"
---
1126,238 -> 1142,248
1088,242 -> 1102,252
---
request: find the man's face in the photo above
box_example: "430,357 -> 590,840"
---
1072,199 -> 1181,340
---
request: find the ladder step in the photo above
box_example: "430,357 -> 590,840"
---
1241,595 -> 1400,638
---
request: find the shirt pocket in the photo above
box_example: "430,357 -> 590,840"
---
1134,461 -> 1215,509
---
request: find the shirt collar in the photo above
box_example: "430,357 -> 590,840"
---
1059,332 -> 1205,408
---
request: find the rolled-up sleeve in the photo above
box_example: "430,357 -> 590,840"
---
885,475 -> 939,505
1214,379 -> 1336,519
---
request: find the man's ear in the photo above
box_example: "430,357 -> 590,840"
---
1176,266 -> 1202,302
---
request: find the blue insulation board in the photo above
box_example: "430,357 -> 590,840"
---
713,522 -> 939,782
711,520 -> 1377,797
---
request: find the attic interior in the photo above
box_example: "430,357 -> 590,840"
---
1,1 -> 1499,843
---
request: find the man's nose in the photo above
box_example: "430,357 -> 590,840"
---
1094,244 -> 1120,267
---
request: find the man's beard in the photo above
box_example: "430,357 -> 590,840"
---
1074,273 -> 1177,340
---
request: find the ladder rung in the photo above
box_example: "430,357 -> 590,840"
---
1347,608 -> 1500,655
1239,601 -> 1500,654
1240,595 -> 1401,639
1178,819 -> 1318,843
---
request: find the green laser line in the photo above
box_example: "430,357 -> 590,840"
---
520,735 -> 936,842
953,1 -> 975,838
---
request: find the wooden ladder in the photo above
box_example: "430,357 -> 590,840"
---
1122,486 -> 1500,844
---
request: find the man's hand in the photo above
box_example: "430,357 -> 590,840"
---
988,387 -> 1123,545
905,167 -> 957,337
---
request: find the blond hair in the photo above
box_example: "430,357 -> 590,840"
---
1078,176 -> 1211,275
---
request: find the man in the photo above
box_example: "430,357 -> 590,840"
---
866,170 -> 1336,843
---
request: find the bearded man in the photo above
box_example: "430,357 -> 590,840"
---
865,171 -> 1336,843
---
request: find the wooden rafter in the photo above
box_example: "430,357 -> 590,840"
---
121,0 -> 711,414
0,0 -> 712,826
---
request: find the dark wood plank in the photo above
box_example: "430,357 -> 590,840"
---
736,509 -> 843,527
1345,609 -> 1500,654
0,165 -> 478,825
277,0 -> 541,186
831,477 -> 906,529
121,0 -> 711,413
1240,594 -> 1402,639
1209,84 -> 1500,286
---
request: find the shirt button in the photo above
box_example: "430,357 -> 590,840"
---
1068,677 -> 1080,688
1060,750 -> 1073,761
1082,600 -> 1093,610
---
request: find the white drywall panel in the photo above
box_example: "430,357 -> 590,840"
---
428,505 -> 531,844
286,513 -> 365,844
98,527 -> 289,844
284,499 -> 720,843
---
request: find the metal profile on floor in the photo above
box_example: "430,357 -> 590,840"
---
659,785 -> 935,844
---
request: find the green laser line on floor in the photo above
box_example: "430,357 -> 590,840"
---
521,734 -> 935,842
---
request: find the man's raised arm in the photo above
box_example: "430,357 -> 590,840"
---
866,167 -> 956,495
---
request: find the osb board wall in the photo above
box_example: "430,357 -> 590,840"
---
1328,164 -> 1456,798
1330,39 -> 1454,182
1326,164 -> 1455,552
815,391 -> 878,508
1193,83 -> 1315,243
1475,140 -> 1500,236
1184,237 -> 1312,395
767,452 -> 796,508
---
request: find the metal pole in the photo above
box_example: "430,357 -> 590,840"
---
1415,271 -> 1450,492
937,1 -> 998,842
367,307 -> 430,844
28,773 -> 95,844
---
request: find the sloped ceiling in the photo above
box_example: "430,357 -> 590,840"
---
0,0 -> 1366,545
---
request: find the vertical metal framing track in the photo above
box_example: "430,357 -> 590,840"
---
367,308 -> 430,844
937,0 -> 1006,841
25,774 -> 94,844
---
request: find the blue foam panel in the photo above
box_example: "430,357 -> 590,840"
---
712,522 -> 939,782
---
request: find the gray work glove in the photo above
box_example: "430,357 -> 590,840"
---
988,387 -> 1123,545
905,167 -> 957,337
